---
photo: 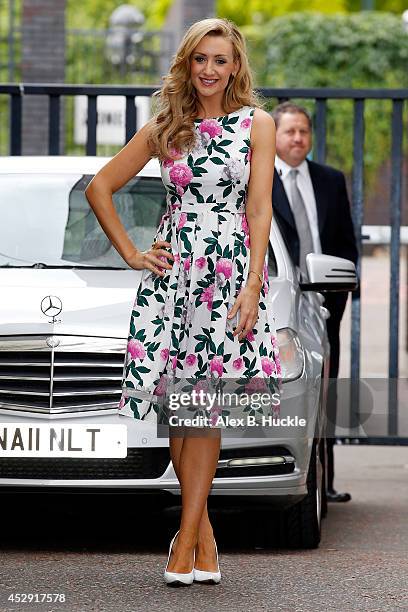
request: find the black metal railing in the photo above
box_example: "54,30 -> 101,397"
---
0,83 -> 407,442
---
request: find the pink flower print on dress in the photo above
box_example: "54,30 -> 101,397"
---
261,357 -> 276,376
177,212 -> 187,229
210,355 -> 223,378
173,253 -> 181,264
240,118 -> 252,129
169,163 -> 193,188
185,354 -> 197,367
127,339 -> 146,360
163,158 -> 174,168
246,148 -> 252,163
245,377 -> 267,393
154,374 -> 168,397
160,348 -> 169,361
263,262 -> 269,294
193,378 -> 209,394
246,330 -> 255,342
183,256 -> 191,272
172,354 -> 178,370
232,357 -> 244,371
244,234 -> 250,248
169,146 -> 184,160
176,185 -> 184,197
195,256 -> 207,270
199,119 -> 222,139
200,283 -> 215,311
241,214 -> 249,235
157,255 -> 168,268
263,262 -> 268,281
215,258 -> 232,280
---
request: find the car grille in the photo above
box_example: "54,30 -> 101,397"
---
0,448 -> 171,480
0,337 -> 126,414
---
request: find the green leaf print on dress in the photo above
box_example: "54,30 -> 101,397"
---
118,106 -> 282,426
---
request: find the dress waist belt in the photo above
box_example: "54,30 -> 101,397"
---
170,200 -> 245,214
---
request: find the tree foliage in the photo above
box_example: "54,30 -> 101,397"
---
243,12 -> 408,190
65,0 -> 408,30
217,0 -> 408,26
66,0 -> 172,29
345,0 -> 408,11
217,0 -> 347,27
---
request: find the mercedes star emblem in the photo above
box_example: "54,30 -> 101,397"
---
41,295 -> 63,323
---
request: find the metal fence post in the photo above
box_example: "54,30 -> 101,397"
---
10,87 -> 22,155
388,99 -> 404,436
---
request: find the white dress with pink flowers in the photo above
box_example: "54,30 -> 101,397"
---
118,106 -> 281,427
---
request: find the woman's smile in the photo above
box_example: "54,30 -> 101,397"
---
199,77 -> 218,87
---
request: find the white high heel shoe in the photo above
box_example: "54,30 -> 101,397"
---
193,537 -> 221,584
164,530 -> 195,586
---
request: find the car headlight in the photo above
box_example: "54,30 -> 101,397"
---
276,328 -> 305,382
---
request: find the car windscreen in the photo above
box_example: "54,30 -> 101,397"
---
0,173 -> 167,268
0,172 -> 278,275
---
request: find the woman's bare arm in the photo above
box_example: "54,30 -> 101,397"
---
227,108 -> 275,341
85,122 -> 173,275
245,108 -> 275,289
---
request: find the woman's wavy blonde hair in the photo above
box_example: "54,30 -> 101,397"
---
147,18 -> 261,160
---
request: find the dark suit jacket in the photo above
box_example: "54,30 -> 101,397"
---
272,159 -> 358,269
272,159 -> 359,365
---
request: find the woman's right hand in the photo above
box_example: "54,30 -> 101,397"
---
126,240 -> 174,277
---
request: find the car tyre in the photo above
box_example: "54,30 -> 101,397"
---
284,439 -> 322,549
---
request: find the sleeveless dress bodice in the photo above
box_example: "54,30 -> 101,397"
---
118,106 -> 281,426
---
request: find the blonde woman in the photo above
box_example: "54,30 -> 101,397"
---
85,18 -> 281,586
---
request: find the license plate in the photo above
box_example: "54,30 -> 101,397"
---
0,424 -> 127,458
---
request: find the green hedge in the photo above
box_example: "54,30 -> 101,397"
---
244,12 -> 408,190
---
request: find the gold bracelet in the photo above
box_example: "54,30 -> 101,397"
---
248,270 -> 263,284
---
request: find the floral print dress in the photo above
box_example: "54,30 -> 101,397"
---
118,106 -> 281,426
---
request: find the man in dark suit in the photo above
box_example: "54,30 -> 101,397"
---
271,102 -> 359,503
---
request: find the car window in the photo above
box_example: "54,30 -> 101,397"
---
0,172 -> 167,268
62,175 -> 167,267
267,243 -> 278,278
0,171 -> 279,274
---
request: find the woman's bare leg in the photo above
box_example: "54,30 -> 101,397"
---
169,428 -> 219,571
166,427 -> 221,573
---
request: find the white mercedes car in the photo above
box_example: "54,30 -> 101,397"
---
0,156 -> 357,548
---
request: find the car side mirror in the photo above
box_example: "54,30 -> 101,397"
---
299,254 -> 358,292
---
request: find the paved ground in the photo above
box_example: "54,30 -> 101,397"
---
0,445 -> 407,612
1,251 -> 407,612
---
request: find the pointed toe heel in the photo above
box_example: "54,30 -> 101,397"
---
193,538 -> 221,585
164,530 -> 195,587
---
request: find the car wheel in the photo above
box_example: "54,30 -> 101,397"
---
284,438 -> 322,549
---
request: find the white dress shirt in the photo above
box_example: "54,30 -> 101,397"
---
275,155 -> 322,254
